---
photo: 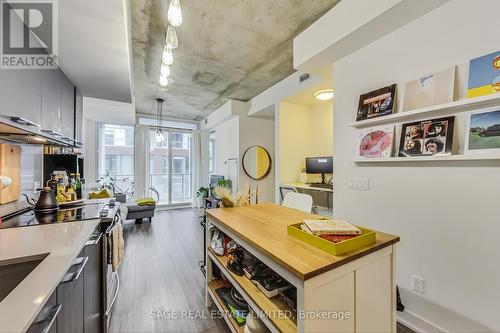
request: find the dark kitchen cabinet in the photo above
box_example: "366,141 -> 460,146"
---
0,69 -> 42,126
26,291 -> 58,333
41,69 -> 62,134
83,231 -> 103,333
57,249 -> 85,333
61,73 -> 75,139
75,87 -> 84,144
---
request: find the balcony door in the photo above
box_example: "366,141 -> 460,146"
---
149,128 -> 192,206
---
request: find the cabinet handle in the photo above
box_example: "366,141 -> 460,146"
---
62,256 -> 88,283
10,116 -> 40,127
85,232 -> 102,246
31,304 -> 62,333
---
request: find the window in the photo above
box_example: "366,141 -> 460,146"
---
171,133 -> 183,148
97,124 -> 134,183
208,131 -> 216,175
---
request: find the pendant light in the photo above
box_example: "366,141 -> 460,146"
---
159,75 -> 169,87
166,25 -> 178,49
162,45 -> 173,65
155,98 -> 166,141
167,0 -> 182,27
160,63 -> 171,77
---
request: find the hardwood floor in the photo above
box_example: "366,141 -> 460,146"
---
109,209 -> 227,333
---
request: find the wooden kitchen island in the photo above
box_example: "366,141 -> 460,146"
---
205,203 -> 399,333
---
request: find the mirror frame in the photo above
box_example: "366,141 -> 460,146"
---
242,145 -> 272,180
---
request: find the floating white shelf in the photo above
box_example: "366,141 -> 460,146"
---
349,93 -> 500,128
354,154 -> 500,163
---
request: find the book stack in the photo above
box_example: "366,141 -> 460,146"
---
301,219 -> 361,243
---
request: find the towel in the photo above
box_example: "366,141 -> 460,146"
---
111,222 -> 125,272
136,197 -> 156,206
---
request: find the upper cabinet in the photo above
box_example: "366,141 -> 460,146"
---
41,69 -> 62,134
75,88 -> 83,144
61,73 -> 75,139
0,69 -> 42,126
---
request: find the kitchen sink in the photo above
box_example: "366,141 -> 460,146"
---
0,253 -> 49,302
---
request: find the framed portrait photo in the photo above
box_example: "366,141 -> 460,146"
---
398,116 -> 454,157
356,84 -> 396,121
465,108 -> 500,154
356,125 -> 394,159
402,67 -> 455,112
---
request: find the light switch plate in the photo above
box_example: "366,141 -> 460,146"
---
348,177 -> 369,190
412,275 -> 425,294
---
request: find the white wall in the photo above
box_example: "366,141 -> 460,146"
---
332,0 -> 499,331
213,117 -> 239,179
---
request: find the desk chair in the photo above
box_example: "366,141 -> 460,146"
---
279,185 -> 298,203
282,192 -> 313,213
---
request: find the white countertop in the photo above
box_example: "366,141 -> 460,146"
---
0,220 -> 100,333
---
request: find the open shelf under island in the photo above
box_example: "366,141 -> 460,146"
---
204,203 -> 400,333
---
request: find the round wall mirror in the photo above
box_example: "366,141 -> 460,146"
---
242,146 -> 272,180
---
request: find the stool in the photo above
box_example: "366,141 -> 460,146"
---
124,203 -> 156,224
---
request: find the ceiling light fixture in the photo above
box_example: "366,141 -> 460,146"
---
167,0 -> 182,27
162,45 -> 174,65
155,98 -> 166,141
160,63 -> 171,77
166,25 -> 178,49
314,89 -> 334,101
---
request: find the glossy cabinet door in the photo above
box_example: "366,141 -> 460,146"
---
60,73 -> 75,139
0,69 -> 42,126
75,87 -> 84,144
83,231 -> 103,333
41,69 -> 62,134
26,291 -> 58,333
57,249 -> 85,333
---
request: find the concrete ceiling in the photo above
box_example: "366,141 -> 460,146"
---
132,0 -> 339,120
58,0 -> 133,103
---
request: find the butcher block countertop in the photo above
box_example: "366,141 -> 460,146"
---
206,203 -> 399,280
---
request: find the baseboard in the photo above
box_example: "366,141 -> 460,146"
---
397,310 -> 446,333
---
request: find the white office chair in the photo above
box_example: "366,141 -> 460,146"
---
282,192 -> 313,213
279,185 -> 298,203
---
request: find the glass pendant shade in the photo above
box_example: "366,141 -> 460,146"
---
167,0 -> 182,27
166,25 -> 178,49
162,45 -> 173,65
160,63 -> 171,77
159,75 -> 169,87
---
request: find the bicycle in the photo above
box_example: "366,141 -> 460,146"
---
99,173 -> 160,203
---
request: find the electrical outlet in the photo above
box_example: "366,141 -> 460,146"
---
412,275 -> 425,294
33,181 -> 40,193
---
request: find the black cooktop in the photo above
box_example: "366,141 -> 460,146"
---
0,203 -> 107,229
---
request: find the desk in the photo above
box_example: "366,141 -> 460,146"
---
281,183 -> 333,216
282,182 -> 333,193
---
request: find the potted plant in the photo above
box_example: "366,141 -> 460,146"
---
196,186 -> 209,198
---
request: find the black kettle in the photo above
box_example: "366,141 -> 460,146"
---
25,187 -> 59,213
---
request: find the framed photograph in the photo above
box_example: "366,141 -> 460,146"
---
465,108 -> 500,154
467,50 -> 500,98
356,125 -> 394,159
398,116 -> 454,157
356,84 -> 396,121
402,67 -> 455,112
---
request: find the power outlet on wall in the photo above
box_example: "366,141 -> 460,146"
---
33,181 -> 40,193
347,177 -> 369,190
412,275 -> 425,294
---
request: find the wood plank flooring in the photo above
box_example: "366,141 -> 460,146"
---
109,209 -> 227,333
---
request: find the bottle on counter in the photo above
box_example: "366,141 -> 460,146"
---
46,175 -> 58,192
68,173 -> 76,191
56,178 -> 65,196
75,173 -> 82,199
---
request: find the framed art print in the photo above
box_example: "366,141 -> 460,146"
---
465,108 -> 500,154
398,116 -> 454,157
467,51 -> 500,98
356,84 -> 396,121
402,67 -> 455,112
356,125 -> 394,159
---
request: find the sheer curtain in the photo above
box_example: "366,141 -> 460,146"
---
191,130 -> 202,208
134,125 -> 151,199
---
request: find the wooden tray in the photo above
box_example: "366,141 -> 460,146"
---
287,223 -> 376,256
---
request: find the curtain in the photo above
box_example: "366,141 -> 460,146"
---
134,125 -> 150,199
191,130 -> 202,208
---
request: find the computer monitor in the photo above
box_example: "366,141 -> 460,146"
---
306,157 -> 333,184
209,174 -> 224,187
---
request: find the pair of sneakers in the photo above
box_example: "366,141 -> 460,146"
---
211,229 -> 225,256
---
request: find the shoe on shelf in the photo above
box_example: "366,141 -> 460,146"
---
245,262 -> 272,282
256,274 -> 292,298
227,249 -> 245,276
211,230 -> 224,256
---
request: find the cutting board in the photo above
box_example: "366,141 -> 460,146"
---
0,144 -> 21,204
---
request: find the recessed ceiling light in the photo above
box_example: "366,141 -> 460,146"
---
314,89 -> 334,101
